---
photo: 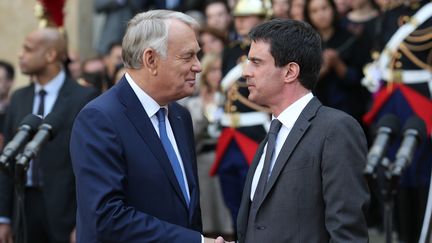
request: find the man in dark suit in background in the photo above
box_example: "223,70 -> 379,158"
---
70,10 -> 223,243
235,19 -> 370,242
0,28 -> 97,243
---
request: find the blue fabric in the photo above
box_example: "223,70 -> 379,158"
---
375,89 -> 432,188
70,78 -> 202,242
218,141 -> 249,226
157,108 -> 190,206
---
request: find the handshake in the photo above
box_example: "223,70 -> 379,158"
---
205,236 -> 235,243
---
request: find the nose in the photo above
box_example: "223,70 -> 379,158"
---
191,55 -> 202,73
242,60 -> 251,79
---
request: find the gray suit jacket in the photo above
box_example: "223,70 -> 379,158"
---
237,97 -> 370,243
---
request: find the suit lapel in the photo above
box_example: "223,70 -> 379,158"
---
237,136 -> 268,232
258,98 -> 322,208
168,105 -> 197,218
117,78 -> 188,208
50,77 -> 72,115
21,84 -> 35,116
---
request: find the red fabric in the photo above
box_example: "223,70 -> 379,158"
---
363,83 -> 432,134
210,128 -> 259,176
39,0 -> 66,27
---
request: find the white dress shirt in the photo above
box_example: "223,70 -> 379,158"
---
0,71 -> 65,223
250,93 -> 314,201
27,70 -> 65,186
125,73 -> 191,200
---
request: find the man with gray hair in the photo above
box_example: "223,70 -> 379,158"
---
70,10 -> 224,242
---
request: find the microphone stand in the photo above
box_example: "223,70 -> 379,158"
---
13,153 -> 28,243
366,157 -> 399,243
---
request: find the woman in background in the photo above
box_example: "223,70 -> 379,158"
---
184,53 -> 233,238
304,0 -> 370,124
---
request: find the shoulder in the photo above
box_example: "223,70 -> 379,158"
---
65,78 -> 98,97
316,106 -> 363,132
10,84 -> 33,98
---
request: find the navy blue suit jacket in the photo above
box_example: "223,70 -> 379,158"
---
70,77 -> 202,242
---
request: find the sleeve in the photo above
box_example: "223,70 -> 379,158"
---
70,106 -> 201,242
321,114 -> 370,242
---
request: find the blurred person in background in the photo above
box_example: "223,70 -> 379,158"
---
0,60 -> 15,149
210,0 -> 271,233
199,27 -> 227,55
304,0 -> 370,125
0,27 -> 97,243
112,64 -> 126,85
361,0 -> 432,241
334,0 -> 350,17
288,0 -> 305,20
184,53 -> 234,239
205,0 -> 239,42
272,0 -> 290,18
103,42 -> 123,88
78,57 -> 109,94
94,0 -> 141,55
66,50 -> 81,80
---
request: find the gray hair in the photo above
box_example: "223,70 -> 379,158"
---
122,10 -> 199,69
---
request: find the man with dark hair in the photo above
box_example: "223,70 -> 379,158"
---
71,10 -> 225,243
204,0 -> 237,42
235,19 -> 370,242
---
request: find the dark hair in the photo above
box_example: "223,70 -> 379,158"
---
107,42 -> 122,55
249,19 -> 322,90
303,0 -> 339,30
0,60 -> 15,81
199,26 -> 228,45
204,0 -> 231,13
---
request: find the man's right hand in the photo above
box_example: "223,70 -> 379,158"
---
204,236 -> 234,243
0,223 -> 13,243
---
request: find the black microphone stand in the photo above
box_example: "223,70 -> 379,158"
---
13,153 -> 28,243
366,157 -> 399,243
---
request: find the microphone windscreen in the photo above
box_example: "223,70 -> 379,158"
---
19,114 -> 43,130
40,112 -> 63,138
376,113 -> 400,134
403,116 -> 427,142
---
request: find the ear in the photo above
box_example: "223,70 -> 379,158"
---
142,48 -> 159,76
45,48 -> 58,63
283,62 -> 300,84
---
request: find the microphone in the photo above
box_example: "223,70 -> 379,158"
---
0,114 -> 43,170
391,116 -> 427,177
15,112 -> 62,171
364,114 -> 400,175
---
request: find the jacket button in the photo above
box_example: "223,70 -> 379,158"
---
255,225 -> 266,230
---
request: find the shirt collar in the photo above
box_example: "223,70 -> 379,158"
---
276,92 -> 313,129
34,70 -> 65,95
125,72 -> 168,118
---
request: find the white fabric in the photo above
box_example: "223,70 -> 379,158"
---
251,93 -> 313,200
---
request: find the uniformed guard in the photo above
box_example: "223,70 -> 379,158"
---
362,1 -> 432,242
209,0 -> 272,230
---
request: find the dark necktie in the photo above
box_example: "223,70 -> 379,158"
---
32,89 -> 46,186
252,118 -> 282,206
37,89 -> 47,117
156,108 -> 190,206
